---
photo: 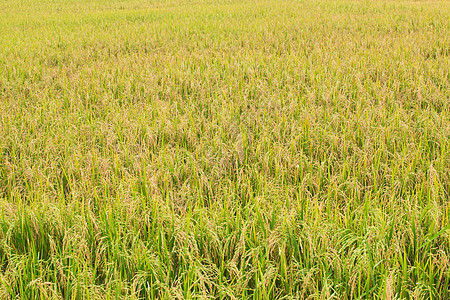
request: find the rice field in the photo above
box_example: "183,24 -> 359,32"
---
0,0 -> 449,298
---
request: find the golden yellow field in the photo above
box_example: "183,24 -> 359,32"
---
0,0 -> 449,298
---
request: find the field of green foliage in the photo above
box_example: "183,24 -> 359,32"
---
0,0 -> 449,298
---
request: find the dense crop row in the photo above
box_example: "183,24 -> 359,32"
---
0,0 -> 449,298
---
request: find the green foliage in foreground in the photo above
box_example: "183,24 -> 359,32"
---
0,0 -> 449,298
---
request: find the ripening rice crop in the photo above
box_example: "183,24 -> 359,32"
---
0,0 -> 449,299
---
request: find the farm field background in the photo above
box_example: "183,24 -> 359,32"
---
0,0 -> 449,298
